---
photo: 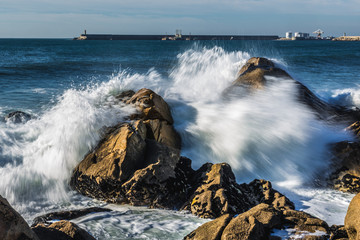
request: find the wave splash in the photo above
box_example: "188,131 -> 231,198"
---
0,45 -> 351,212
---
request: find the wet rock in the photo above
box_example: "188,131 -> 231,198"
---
32,220 -> 95,240
5,111 -> 32,124
231,57 -> 360,123
70,122 -> 147,202
115,90 -> 135,103
126,88 -> 174,124
182,163 -> 294,218
346,121 -> 360,139
32,207 -> 111,226
329,225 -> 348,239
282,209 -> 329,233
345,193 -> 360,240
0,195 -> 39,240
184,214 -> 233,240
122,140 -> 190,209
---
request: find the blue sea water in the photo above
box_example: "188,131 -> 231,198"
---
1,39 -> 360,239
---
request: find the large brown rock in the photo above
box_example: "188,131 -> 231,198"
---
282,209 -> 329,233
345,193 -> 360,240
32,220 -> 95,240
0,195 -> 39,240
70,122 -> 147,202
143,119 -> 181,149
183,163 -> 294,218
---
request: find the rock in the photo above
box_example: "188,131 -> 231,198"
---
183,163 -> 294,218
32,207 -> 111,226
32,220 -> 95,240
184,214 -> 233,240
0,195 -> 39,240
221,203 -> 282,240
122,140 -> 190,209
115,90 -> 135,103
126,88 -> 174,124
70,122 -> 147,202
143,119 -> 181,149
329,141 -> 360,193
231,57 -> 360,123
345,193 -> 360,240
283,209 -> 329,233
5,111 -> 32,124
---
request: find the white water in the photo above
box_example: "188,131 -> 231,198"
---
0,45 -> 357,239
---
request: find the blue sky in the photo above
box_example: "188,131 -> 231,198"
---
0,0 -> 359,38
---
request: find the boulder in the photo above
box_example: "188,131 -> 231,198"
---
182,163 -> 294,218
0,195 -> 39,240
282,209 -> 329,233
345,193 -> 360,240
329,225 -> 348,239
70,122 -> 147,202
346,121 -> 360,139
5,111 -> 32,124
32,207 -> 111,226
143,119 -> 181,149
231,57 -> 360,123
125,88 -> 174,124
32,220 -> 95,240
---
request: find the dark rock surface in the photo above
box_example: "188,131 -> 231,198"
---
32,220 -> 95,240
5,111 -> 32,124
0,195 -> 39,240
185,203 -> 330,240
32,207 -> 111,226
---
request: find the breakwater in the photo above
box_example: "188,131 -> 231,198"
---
73,34 -> 279,40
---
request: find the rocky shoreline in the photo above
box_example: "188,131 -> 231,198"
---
2,57 -> 360,239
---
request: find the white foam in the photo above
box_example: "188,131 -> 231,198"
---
329,86 -> 360,107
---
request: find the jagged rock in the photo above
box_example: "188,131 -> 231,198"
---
32,220 -> 95,240
329,141 -> 360,193
345,193 -> 360,240
282,209 -> 329,233
115,90 -> 135,103
221,203 -> 282,240
126,88 -> 174,124
70,122 -> 147,202
182,163 -> 294,218
186,203 -> 330,240
5,111 -> 32,124
32,207 -> 111,226
0,195 -> 39,240
184,214 -> 233,240
121,140 -> 190,209
231,57 -> 360,123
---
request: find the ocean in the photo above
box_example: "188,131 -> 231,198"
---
1,39 -> 360,239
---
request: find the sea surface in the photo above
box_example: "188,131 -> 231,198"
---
1,39 -> 360,239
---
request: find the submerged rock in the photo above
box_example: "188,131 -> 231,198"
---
345,193 -> 360,240
0,195 -> 39,240
5,111 -> 32,124
32,220 -> 95,240
32,207 -> 111,226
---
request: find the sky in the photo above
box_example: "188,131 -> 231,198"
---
0,0 -> 359,38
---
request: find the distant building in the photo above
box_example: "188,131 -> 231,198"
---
286,32 -> 292,39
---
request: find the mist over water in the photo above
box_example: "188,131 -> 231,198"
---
0,41 -> 359,236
